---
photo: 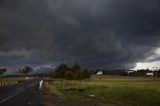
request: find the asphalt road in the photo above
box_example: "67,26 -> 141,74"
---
0,78 -> 43,106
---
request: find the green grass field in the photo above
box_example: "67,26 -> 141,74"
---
0,77 -> 34,86
0,77 -> 34,82
45,75 -> 160,106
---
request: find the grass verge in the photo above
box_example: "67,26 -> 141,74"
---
44,75 -> 160,106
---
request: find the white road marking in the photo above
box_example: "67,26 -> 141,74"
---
0,92 -> 19,104
0,79 -> 39,104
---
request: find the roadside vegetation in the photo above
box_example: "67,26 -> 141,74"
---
0,76 -> 33,87
48,63 -> 92,80
0,66 -> 34,86
0,76 -> 31,82
44,75 -> 160,106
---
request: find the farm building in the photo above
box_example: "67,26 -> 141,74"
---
97,71 -> 103,75
146,72 -> 154,76
126,70 -> 134,75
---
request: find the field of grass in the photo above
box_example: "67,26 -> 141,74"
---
0,76 -> 34,82
0,76 -> 34,86
44,75 -> 160,106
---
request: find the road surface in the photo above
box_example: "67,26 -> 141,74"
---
0,78 -> 43,106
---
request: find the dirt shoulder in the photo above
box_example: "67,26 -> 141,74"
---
41,89 -> 97,106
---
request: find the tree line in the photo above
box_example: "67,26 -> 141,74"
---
0,66 -> 33,76
1,63 -> 92,80
95,68 -> 160,76
48,63 -> 92,80
2,64 -> 160,77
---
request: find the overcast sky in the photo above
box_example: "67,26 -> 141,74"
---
0,0 -> 160,72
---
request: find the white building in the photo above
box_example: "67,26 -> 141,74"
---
97,71 -> 103,75
146,72 -> 154,76
126,71 -> 134,75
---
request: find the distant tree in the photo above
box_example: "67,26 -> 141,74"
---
0,67 -> 7,75
54,63 -> 92,80
56,63 -> 69,72
83,69 -> 92,79
19,66 -> 33,76
54,63 -> 69,78
158,69 -> 160,77
65,71 -> 74,80
72,62 -> 81,71
136,69 -> 152,76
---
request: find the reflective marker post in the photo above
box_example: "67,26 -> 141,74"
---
39,80 -> 43,89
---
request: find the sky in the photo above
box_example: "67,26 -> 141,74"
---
134,48 -> 160,70
0,0 -> 160,72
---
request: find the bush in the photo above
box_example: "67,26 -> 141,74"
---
53,63 -> 91,80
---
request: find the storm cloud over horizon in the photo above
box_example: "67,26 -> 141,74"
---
0,0 -> 160,71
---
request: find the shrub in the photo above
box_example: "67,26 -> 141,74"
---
54,63 -> 91,80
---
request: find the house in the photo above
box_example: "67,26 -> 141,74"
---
126,70 -> 134,76
146,72 -> 154,76
97,71 -> 103,75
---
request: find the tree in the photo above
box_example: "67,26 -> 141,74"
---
83,69 -> 92,79
65,71 -> 74,80
54,63 -> 92,80
0,68 -> 7,75
72,62 -> 81,71
55,63 -> 69,78
19,66 -> 33,75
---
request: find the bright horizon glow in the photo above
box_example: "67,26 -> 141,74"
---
133,61 -> 160,70
133,48 -> 160,70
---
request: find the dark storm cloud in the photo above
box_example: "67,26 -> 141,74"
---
0,0 -> 160,71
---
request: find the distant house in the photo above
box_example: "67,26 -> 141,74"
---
97,71 -> 103,75
146,72 -> 154,76
126,70 -> 134,75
